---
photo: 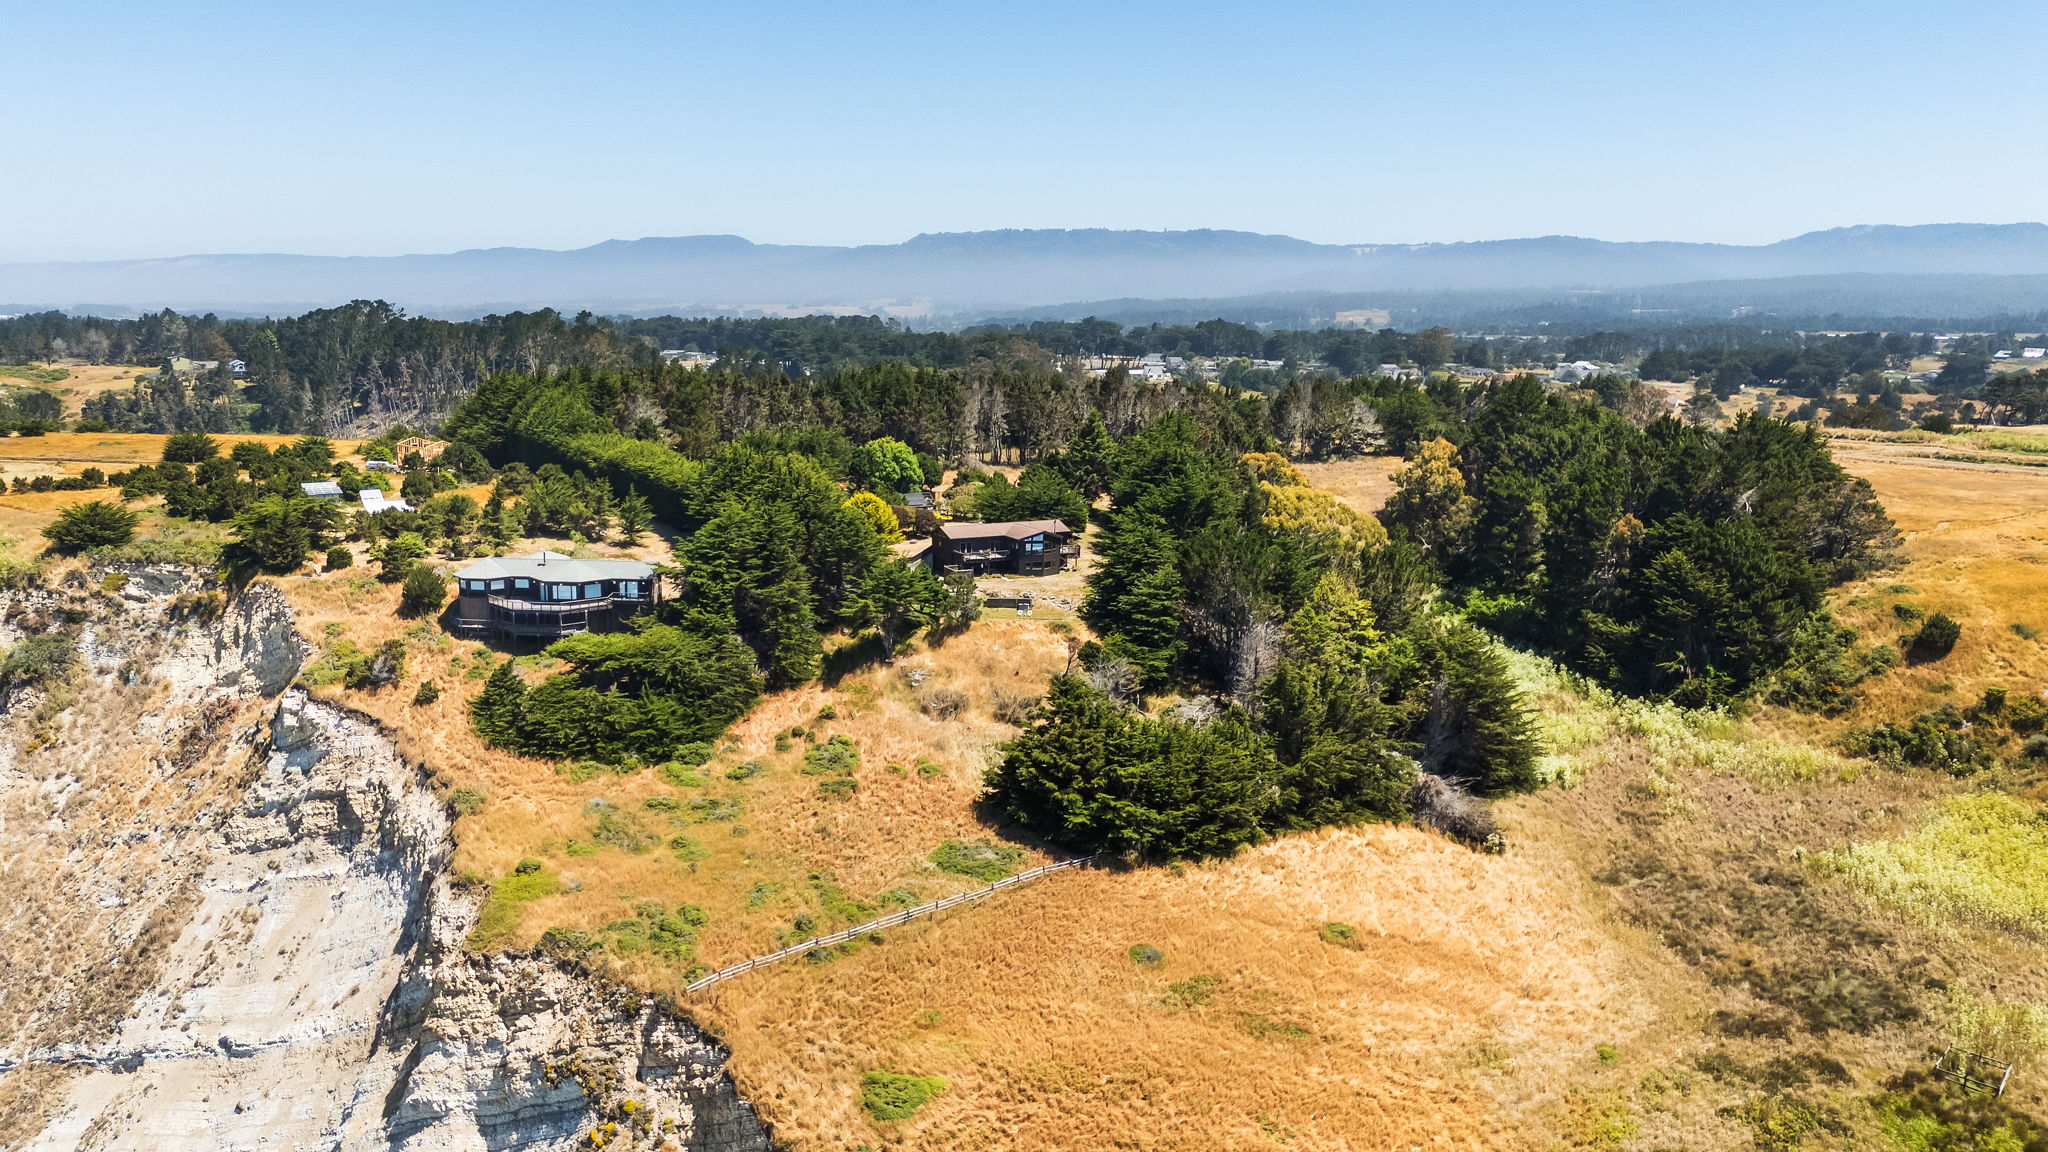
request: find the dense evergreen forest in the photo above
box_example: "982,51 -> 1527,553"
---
2,303 -> 2017,438
269,356 -> 1894,860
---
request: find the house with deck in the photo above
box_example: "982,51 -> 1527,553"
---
933,519 -> 1078,576
450,551 -> 656,640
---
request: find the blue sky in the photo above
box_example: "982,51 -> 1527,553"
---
3,0 -> 2042,260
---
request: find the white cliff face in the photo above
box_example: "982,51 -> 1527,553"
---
0,569 -> 773,1152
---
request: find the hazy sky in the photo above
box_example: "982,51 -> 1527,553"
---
5,0 -> 2042,261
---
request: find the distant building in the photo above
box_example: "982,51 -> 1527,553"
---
365,458 -> 401,472
394,437 -> 449,463
451,551 -> 656,640
299,481 -> 344,500
2024,348 -> 2047,360
228,359 -> 247,377
359,489 -> 413,514
934,519 -> 1078,577
900,491 -> 934,510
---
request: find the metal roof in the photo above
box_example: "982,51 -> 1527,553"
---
937,519 -> 1071,541
300,481 -> 343,498
454,550 -> 654,583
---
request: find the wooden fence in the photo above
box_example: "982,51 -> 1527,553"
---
685,856 -> 1094,994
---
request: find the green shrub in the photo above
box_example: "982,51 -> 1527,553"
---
1594,1043 -> 1619,1064
1164,974 -> 1222,1008
1317,921 -> 1362,950
1892,602 -> 1924,622
325,545 -> 354,570
1128,944 -> 1164,965
674,740 -> 715,766
817,777 -> 858,800
1906,613 -> 1962,663
686,796 -> 744,822
928,838 -> 1024,883
726,759 -> 765,781
1845,705 -> 1996,774
1763,614 -> 1897,715
659,761 -> 707,787
450,788 -> 485,815
915,757 -> 943,778
859,1070 -> 946,1122
1,634 -> 79,689
412,681 -> 440,705
588,803 -> 658,853
468,862 -> 560,949
816,704 -> 838,720
2011,622 -> 2039,641
669,834 -> 709,863
802,734 -> 860,776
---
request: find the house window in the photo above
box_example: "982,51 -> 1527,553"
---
584,583 -> 601,599
618,580 -> 640,597
488,579 -> 506,591
1025,539 -> 1044,552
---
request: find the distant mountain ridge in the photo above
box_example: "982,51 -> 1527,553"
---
5,223 -> 2048,318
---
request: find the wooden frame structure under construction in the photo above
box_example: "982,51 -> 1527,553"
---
1934,1045 -> 2014,1097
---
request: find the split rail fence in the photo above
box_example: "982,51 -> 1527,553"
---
685,856 -> 1094,994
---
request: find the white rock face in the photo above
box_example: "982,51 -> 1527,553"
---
0,568 -> 774,1152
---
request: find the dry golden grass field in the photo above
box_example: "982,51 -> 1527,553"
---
1291,456 -> 1404,519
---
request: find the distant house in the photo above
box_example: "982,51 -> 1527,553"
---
2025,348 -> 2047,360
934,519 -> 1077,576
300,481 -> 344,500
901,491 -> 934,510
359,489 -> 413,514
451,551 -> 656,640
227,359 -> 248,377
394,437 -> 449,463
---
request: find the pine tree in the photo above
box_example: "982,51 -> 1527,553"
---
42,500 -> 139,552
615,486 -> 652,545
469,660 -> 528,746
1060,410 -> 1117,499
1417,622 -> 1541,795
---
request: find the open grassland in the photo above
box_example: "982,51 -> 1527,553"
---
1291,456 -> 1403,518
0,431 -> 325,466
1782,448 -> 2048,750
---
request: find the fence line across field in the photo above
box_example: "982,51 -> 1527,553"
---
686,856 -> 1094,994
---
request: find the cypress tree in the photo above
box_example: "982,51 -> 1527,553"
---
469,660 -> 528,747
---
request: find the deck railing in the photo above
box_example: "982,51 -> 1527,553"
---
685,856 -> 1094,994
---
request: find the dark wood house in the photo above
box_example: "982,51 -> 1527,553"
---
451,551 -> 655,640
933,519 -> 1078,576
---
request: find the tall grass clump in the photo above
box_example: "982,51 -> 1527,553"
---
1826,792 -> 2048,936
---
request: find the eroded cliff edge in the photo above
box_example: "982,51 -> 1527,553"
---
0,568 -> 772,1152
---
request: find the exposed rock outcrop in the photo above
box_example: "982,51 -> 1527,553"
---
0,568 -> 773,1152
